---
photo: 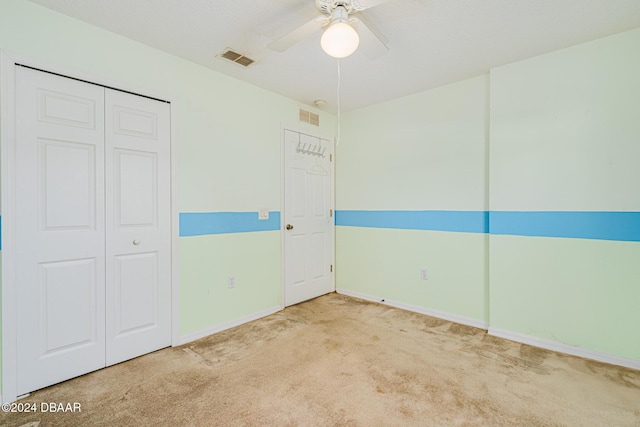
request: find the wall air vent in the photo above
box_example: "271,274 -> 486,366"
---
218,48 -> 255,67
299,109 -> 320,127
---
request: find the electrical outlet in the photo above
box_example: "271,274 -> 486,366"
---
420,268 -> 428,280
228,276 -> 236,288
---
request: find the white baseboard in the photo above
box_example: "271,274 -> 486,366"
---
489,327 -> 640,371
335,288 -> 489,330
178,305 -> 281,346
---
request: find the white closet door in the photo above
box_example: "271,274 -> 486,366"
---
15,66 -> 106,395
14,67 -> 172,395
283,130 -> 334,306
104,89 -> 172,365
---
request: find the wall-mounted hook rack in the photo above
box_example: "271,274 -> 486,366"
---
297,140 -> 326,158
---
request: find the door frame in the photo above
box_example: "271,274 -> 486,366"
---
279,124 -> 336,309
0,50 -> 181,403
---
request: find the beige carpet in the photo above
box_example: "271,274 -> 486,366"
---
2,293 -> 639,426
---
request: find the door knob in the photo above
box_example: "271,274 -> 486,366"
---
133,240 -> 141,245
286,224 -> 293,230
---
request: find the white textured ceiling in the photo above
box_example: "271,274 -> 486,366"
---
28,0 -> 640,113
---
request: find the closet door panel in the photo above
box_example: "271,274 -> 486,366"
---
105,89 -> 172,366
15,67 -> 106,395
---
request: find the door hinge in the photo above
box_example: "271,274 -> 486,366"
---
330,264 -> 333,273
330,209 -> 333,217
330,154 -> 332,162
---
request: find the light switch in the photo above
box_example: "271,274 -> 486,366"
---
258,208 -> 269,220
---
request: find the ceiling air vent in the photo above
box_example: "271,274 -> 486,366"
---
219,48 -> 255,67
299,109 -> 320,126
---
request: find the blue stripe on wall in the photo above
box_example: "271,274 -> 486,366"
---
180,212 -> 280,237
0,211 -> 637,241
2,212 -> 638,242
335,210 -> 489,234
490,211 -> 640,242
336,210 -> 640,242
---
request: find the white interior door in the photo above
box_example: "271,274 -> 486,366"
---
283,129 -> 334,306
14,66 -> 172,395
15,66 -> 106,395
105,89 -> 172,365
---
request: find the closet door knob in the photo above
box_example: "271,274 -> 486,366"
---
133,240 -> 141,245
286,224 -> 293,230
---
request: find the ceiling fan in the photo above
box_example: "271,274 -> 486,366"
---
268,0 -> 393,58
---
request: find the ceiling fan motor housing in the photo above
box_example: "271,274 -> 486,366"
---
330,5 -> 349,24
316,0 -> 367,15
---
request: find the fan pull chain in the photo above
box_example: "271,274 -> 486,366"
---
336,58 -> 342,147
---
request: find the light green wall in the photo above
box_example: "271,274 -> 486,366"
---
336,75 -> 489,323
337,76 -> 488,211
0,0 -> 336,386
489,27 -> 640,360
179,232 -> 282,335
490,28 -> 640,212
337,227 -> 488,322
490,236 -> 640,359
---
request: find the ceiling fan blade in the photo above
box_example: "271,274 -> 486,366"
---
351,0 -> 394,11
351,17 -> 389,59
268,17 -> 328,52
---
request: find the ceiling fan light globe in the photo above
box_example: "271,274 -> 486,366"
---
321,22 -> 360,58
